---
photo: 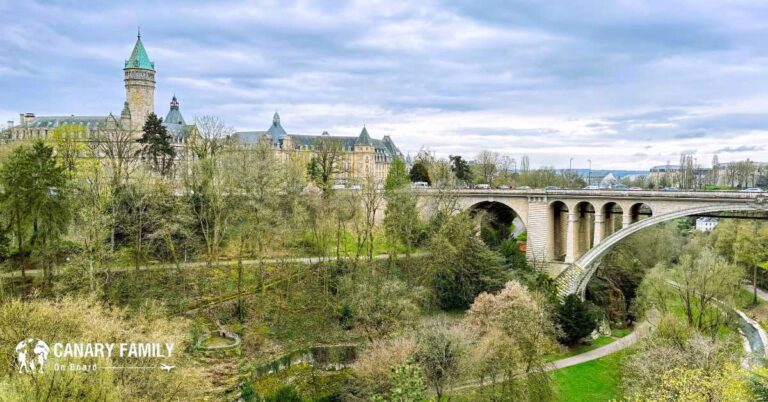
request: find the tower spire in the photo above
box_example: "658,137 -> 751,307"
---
138,26 -> 141,38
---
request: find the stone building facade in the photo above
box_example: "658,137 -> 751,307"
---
234,113 -> 402,183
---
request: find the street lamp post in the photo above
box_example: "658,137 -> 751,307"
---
588,159 -> 592,186
569,157 -> 574,188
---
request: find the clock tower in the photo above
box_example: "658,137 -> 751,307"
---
123,30 -> 155,133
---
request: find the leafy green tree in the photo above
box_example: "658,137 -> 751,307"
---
555,295 -> 600,345
409,161 -> 430,184
139,113 -> 176,176
384,159 -> 421,267
733,222 -> 768,305
372,362 -> 428,402
49,124 -> 89,178
72,157 -> 112,292
448,155 -> 472,183
222,141 -> 284,319
0,141 -> 70,278
427,213 -> 508,309
385,158 -> 410,190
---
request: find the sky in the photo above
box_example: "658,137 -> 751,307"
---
1,0 -> 768,169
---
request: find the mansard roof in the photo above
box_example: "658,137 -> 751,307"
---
16,115 -> 108,129
125,34 -> 155,71
233,114 -> 402,158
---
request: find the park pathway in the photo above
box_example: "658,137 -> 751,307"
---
744,284 -> 768,303
452,319 -> 652,393
1,252 -> 427,278
549,322 -> 650,370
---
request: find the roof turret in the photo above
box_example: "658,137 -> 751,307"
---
124,31 -> 155,71
120,101 -> 131,121
267,111 -> 287,142
355,126 -> 372,146
164,95 -> 185,126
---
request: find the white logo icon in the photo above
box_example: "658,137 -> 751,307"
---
15,338 -> 49,373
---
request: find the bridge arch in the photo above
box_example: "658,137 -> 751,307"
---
468,201 -> 526,243
559,203 -> 768,297
599,202 -> 624,237
628,202 -> 653,223
549,201 -> 569,261
573,201 -> 597,259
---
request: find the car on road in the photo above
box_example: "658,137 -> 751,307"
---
611,184 -> 628,190
661,187 -> 678,192
497,185 -> 511,189
583,185 -> 599,190
475,184 -> 491,189
331,184 -> 345,190
628,187 -> 644,191
544,186 -> 561,191
741,187 -> 763,193
411,181 -> 430,189
516,186 -> 531,190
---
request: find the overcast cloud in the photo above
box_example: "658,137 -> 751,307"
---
1,0 -> 768,169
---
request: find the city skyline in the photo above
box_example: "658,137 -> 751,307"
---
2,1 -> 768,169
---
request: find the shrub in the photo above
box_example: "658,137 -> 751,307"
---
555,294 -> 600,345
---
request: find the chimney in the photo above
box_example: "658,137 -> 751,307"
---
7,120 -> 13,130
23,113 -> 35,125
19,114 -> 24,126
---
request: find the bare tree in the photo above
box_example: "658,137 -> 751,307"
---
94,114 -> 140,252
309,136 -> 344,190
710,154 -> 720,186
189,115 -> 234,159
476,150 -> 499,185
725,162 -> 738,187
95,114 -> 140,192
354,174 -> 384,262
520,155 -> 530,173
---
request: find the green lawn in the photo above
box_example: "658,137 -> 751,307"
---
552,350 -> 626,402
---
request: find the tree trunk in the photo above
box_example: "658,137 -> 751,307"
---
754,264 -> 759,306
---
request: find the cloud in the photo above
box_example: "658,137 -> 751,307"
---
715,145 -> 766,153
3,0 -> 768,170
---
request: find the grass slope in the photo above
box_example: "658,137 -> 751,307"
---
552,350 -> 625,402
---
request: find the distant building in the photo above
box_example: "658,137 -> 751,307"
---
695,217 -> 718,232
600,173 -> 618,189
233,113 -> 402,183
3,32 -> 192,143
0,33 -> 403,183
649,162 -> 768,188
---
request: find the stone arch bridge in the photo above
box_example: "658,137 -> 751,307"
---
431,189 -> 768,297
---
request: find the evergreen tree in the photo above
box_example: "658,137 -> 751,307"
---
409,161 -> 431,184
139,113 -> 176,176
385,158 -> 410,190
0,141 -> 71,278
555,294 -> 600,345
449,155 -> 472,183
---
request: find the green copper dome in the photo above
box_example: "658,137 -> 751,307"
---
124,34 -> 155,71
